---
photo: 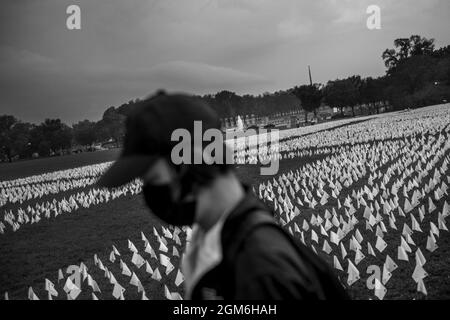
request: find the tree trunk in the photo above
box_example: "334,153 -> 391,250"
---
340,107 -> 344,117
5,147 -> 12,162
111,136 -> 119,148
304,112 -> 308,125
352,106 -> 355,117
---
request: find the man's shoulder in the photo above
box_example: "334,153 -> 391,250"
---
240,221 -> 299,260
221,194 -> 303,269
233,210 -> 321,276
231,221 -> 323,299
225,203 -> 296,256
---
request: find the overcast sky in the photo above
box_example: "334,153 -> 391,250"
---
1,0 -> 449,124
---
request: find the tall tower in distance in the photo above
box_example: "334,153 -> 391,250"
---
308,65 -> 313,86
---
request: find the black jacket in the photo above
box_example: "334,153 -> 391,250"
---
190,188 -> 350,300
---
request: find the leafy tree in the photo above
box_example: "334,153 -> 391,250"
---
347,75 -> 363,116
214,90 -> 242,117
361,77 -> 387,114
290,84 -> 323,123
96,107 -> 126,146
383,45 -> 449,109
381,49 -> 399,71
9,122 -> 33,158
382,35 -> 435,72
30,119 -> 72,156
73,120 -> 97,146
0,115 -> 19,162
202,90 -> 299,119
360,77 -> 376,114
323,79 -> 356,116
409,35 -> 435,56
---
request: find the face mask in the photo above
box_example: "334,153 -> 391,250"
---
142,183 -> 196,226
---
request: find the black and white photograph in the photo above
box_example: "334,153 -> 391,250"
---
1,0 -> 450,308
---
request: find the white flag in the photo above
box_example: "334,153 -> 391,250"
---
415,248 -> 426,266
397,246 -> 409,261
145,242 -> 157,259
175,269 -> 184,287
28,287 -> 39,300
374,278 -> 387,300
333,256 -> 343,271
375,236 -> 387,253
131,252 -> 146,268
113,245 -> 121,256
128,240 -> 138,253
164,285 -> 172,300
159,240 -> 169,253
130,272 -> 144,292
109,251 -> 116,263
347,260 -> 360,286
382,264 -> 392,285
58,269 -> 64,282
63,277 -> 78,293
145,261 -> 154,275
120,260 -> 132,277
417,279 -> 427,295
412,263 -> 428,283
112,283 -> 125,300
152,267 -> 162,281
45,279 -> 58,297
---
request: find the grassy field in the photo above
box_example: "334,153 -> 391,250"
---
1,113 -> 450,300
0,149 -> 121,181
0,149 -> 315,298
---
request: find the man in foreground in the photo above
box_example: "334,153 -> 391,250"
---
97,91 -> 349,300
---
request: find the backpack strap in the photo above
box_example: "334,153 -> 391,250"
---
225,209 -> 277,261
222,209 -> 350,300
220,209 -> 276,298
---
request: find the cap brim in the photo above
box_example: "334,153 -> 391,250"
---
96,155 -> 159,188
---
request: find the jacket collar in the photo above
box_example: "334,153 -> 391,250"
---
182,210 -> 228,299
182,184 -> 269,298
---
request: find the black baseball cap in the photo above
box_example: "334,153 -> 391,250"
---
96,91 -> 222,188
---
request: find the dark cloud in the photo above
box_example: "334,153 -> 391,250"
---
0,0 -> 449,123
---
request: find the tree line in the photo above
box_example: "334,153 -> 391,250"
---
292,35 -> 450,123
1,35 -> 449,162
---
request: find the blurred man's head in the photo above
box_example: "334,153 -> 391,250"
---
97,90 -> 237,227
140,154 -> 235,227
